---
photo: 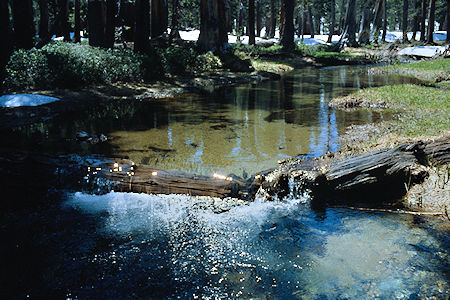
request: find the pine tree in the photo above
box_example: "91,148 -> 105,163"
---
426,0 -> 436,44
198,0 -> 228,52
134,0 -> 150,52
279,0 -> 295,49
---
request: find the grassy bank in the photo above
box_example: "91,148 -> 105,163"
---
330,58 -> 450,215
331,58 -> 450,147
372,58 -> 450,83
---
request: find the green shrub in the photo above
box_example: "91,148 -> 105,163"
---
140,48 -> 164,81
191,51 -> 222,72
4,42 -> 145,90
2,42 -> 227,90
42,42 -> 143,87
158,46 -> 197,74
4,49 -> 52,90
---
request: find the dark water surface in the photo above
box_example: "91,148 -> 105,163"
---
1,66 -> 448,299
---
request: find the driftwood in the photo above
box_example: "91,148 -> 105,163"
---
0,136 -> 448,207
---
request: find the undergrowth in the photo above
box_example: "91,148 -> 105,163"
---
2,42 -> 223,90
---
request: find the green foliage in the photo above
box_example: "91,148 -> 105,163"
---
192,51 -> 223,72
4,42 -> 145,90
157,46 -> 197,75
3,42 -> 226,90
4,49 -> 52,90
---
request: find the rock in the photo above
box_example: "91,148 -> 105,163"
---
256,70 -> 281,80
220,54 -> 254,72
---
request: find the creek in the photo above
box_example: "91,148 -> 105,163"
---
1,66 -> 448,299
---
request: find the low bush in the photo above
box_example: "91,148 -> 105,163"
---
4,42 -> 146,90
158,46 -> 197,74
4,48 -> 52,90
2,42 -> 223,91
191,51 -> 223,72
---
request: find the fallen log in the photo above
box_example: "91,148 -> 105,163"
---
88,161 -> 250,199
252,135 -> 450,204
0,136 -> 448,207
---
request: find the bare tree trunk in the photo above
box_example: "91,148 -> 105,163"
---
197,0 -> 228,52
327,0 -> 336,43
38,0 -> 49,38
248,0 -> 255,44
58,0 -> 70,41
447,0 -> 450,43
308,5 -> 315,38
302,3 -> 307,37
426,0 -> 436,44
342,0 -> 358,46
279,0 -> 285,38
359,6 -> 371,44
0,0 -> 11,80
420,0 -> 427,41
296,6 -> 302,37
279,0 -> 294,49
104,0 -> 119,48
12,0 -> 35,49
74,0 -> 81,42
238,1 -> 244,37
381,0 -> 387,42
402,0 -> 409,42
411,0 -> 421,41
119,0 -> 135,42
269,0 -> 276,38
151,0 -> 168,38
88,0 -> 106,47
372,0 -> 383,37
339,0 -> 347,33
169,0 -> 181,40
256,0 -> 262,37
134,0 -> 150,52
265,15 -> 271,38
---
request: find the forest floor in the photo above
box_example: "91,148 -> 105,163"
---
327,58 -> 450,217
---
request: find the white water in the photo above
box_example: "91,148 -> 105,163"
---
64,191 -> 448,298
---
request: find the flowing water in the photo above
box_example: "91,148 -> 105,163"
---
1,66 -> 448,299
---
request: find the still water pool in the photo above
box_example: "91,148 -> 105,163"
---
1,66 -> 448,299
2,66 -> 413,177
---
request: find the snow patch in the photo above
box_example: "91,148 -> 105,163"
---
0,94 -> 60,108
397,46 -> 447,58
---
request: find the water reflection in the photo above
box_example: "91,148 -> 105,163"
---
0,66 -> 417,176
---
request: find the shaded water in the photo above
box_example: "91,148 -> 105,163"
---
1,66 -> 448,299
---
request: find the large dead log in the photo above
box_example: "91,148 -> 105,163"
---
0,136 -> 448,207
88,160 -> 249,199
252,135 -> 450,204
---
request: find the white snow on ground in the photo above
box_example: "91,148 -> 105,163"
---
383,31 -> 447,42
397,46 -> 447,58
179,29 -> 338,46
180,29 -> 447,45
0,94 -> 60,108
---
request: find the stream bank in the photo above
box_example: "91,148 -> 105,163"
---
325,59 -> 450,216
